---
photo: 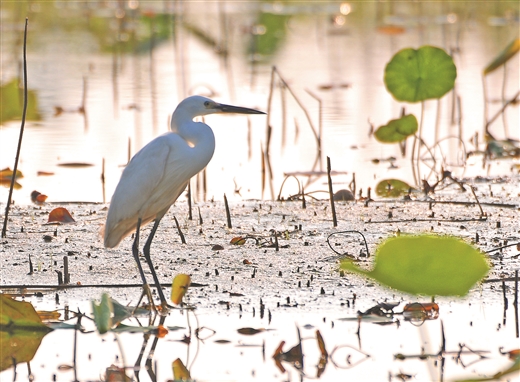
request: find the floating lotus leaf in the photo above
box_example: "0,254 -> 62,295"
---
375,179 -> 413,198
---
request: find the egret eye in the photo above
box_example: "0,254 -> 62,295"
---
204,101 -> 210,107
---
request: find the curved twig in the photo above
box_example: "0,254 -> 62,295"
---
326,231 -> 370,258
277,175 -> 302,201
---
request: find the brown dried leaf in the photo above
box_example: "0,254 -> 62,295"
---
237,327 -> 265,335
48,207 -> 75,223
230,236 -> 246,245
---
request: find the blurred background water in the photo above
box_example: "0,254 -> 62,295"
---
0,1 -> 518,205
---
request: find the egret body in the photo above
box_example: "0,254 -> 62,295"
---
104,95 -> 264,307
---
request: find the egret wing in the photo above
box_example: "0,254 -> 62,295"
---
104,135 -> 181,247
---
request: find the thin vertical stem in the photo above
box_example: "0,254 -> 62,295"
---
501,63 -> 509,137
514,270 -> 519,338
2,18 -> 28,239
187,181 -> 192,220
224,194 -> 232,229
173,216 -> 186,244
327,157 -> 338,227
101,158 -> 106,204
482,75 -> 489,137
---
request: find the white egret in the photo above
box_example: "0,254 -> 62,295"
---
104,95 -> 265,308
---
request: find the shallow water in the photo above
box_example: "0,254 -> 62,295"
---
1,196 -> 520,381
0,1 -> 518,205
2,297 -> 517,382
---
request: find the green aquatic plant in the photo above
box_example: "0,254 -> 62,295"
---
384,45 -> 457,103
374,114 -> 418,143
377,45 -> 457,184
0,78 -> 40,124
340,234 -> 489,296
375,178 -> 413,198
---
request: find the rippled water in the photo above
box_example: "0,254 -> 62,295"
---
1,1 -> 518,205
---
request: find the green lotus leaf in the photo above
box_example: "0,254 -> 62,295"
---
375,179 -> 413,198
384,46 -> 457,102
341,235 -> 489,296
375,114 -> 418,143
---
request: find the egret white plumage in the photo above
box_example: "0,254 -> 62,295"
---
104,95 -> 265,308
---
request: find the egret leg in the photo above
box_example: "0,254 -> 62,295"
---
132,218 -> 155,310
142,218 -> 168,309
132,218 -> 149,287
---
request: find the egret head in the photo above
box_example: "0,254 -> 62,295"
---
174,95 -> 265,119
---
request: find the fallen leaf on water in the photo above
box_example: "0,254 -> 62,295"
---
0,295 -> 53,372
31,190 -> 48,204
155,325 -> 168,338
36,310 -> 61,321
504,348 -> 520,360
316,330 -> 328,358
48,207 -> 75,223
0,167 -> 23,180
238,327 -> 266,335
0,179 -> 22,189
403,302 -> 439,321
317,82 -> 351,90
171,274 -> 191,305
0,295 -> 51,330
57,162 -> 95,167
37,171 -> 54,176
105,364 -> 131,381
172,358 -> 191,381
214,339 -> 231,344
230,236 -> 246,245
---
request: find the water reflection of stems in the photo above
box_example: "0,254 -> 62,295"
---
263,66 -> 323,199
410,101 -> 425,186
484,90 -> 520,137
395,322 -> 489,377
329,345 -> 371,369
72,312 -> 84,382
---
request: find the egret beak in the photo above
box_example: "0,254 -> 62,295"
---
216,103 -> 265,115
